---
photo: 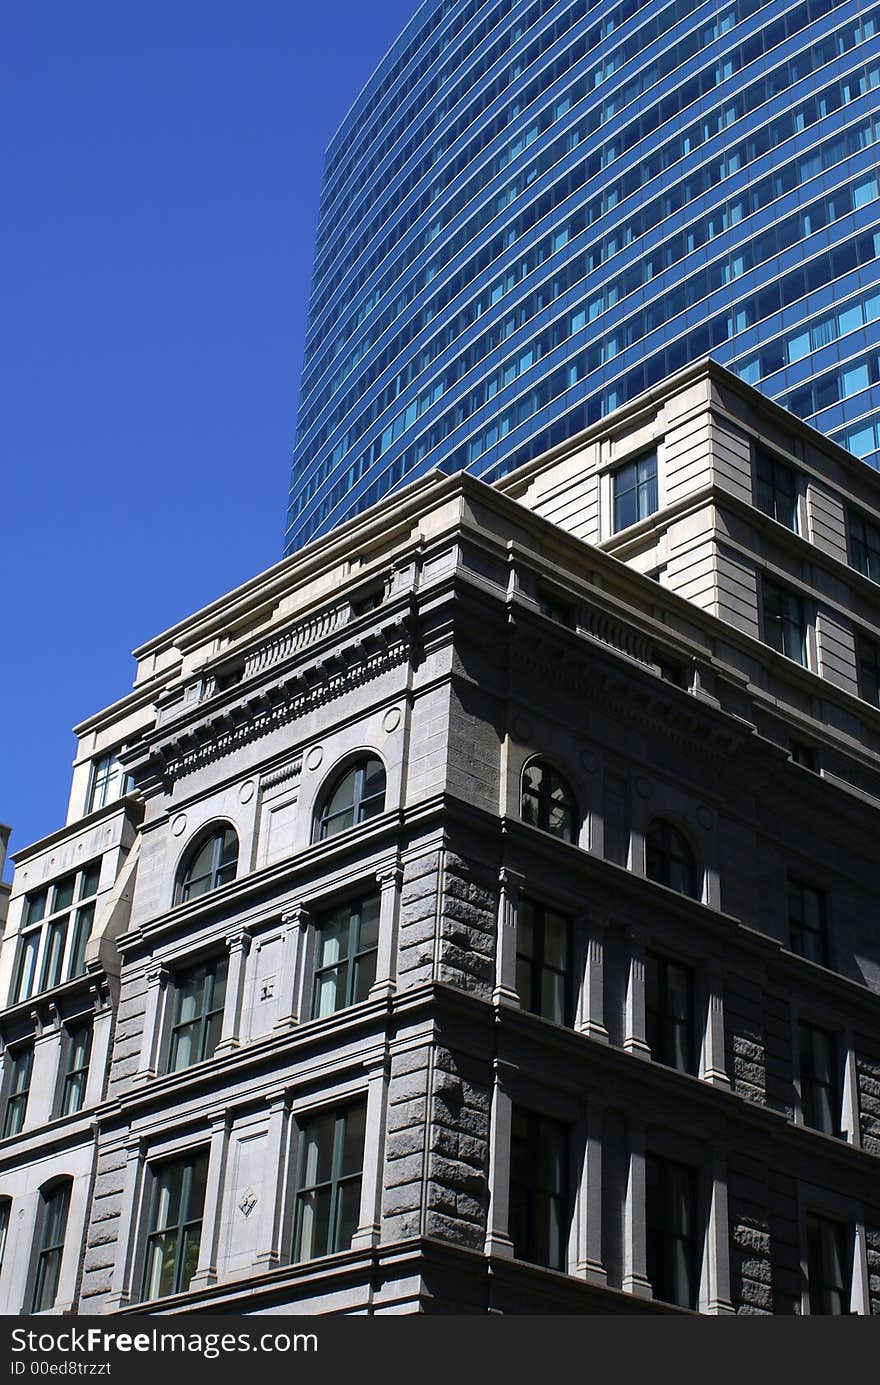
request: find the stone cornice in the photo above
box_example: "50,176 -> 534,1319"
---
11,796 -> 144,868
505,616 -> 748,759
130,614 -> 417,788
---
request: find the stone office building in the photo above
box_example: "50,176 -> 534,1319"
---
1,361 -> 880,1315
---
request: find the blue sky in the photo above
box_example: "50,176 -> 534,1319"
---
0,0 -> 419,877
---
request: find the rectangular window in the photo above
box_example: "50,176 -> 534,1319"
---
60,1025 -> 93,1117
857,634 -> 880,708
799,1022 -> 840,1136
849,510 -> 880,582
612,451 -> 658,532
603,772 -> 629,867
646,1154 -> 699,1309
806,1213 -> 851,1314
645,953 -> 695,1074
86,750 -> 131,812
40,919 -> 68,993
14,929 -> 41,1005
762,578 -> 807,665
788,878 -> 829,967
14,864 -> 101,1002
2,1046 -> 33,1138
755,448 -> 799,531
790,740 -> 818,771
0,1200 -> 8,1272
516,900 -> 572,1025
292,1102 -> 366,1262
311,894 -> 380,1019
167,956 -> 228,1072
509,1107 -> 570,1271
141,1152 -> 208,1301
69,904 -> 95,979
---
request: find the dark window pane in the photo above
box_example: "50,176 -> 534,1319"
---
70,905 -> 95,978
646,1155 -> 699,1309
603,772 -> 629,866
613,453 -> 659,532
645,820 -> 698,899
292,1103 -> 366,1262
849,511 -> 880,582
15,932 -> 41,1003
516,900 -> 571,1025
762,579 -> 807,665
520,761 -> 577,842
799,1022 -> 839,1135
788,879 -> 829,966
40,920 -> 68,991
178,828 -> 239,902
311,895 -> 381,1018
2,1047 -> 33,1138
646,952 -> 695,1074
755,449 -> 799,531
316,758 -> 387,840
60,1025 -> 92,1117
142,1152 -> 208,1301
52,877 -> 75,913
807,1214 -> 851,1314
510,1107 -> 570,1272
858,636 -> 880,708
31,1183 -> 71,1312
168,956 -> 229,1071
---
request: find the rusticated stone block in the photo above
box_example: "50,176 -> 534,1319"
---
386,1097 -> 427,1132
740,1277 -> 773,1310
388,1126 -> 426,1159
424,1210 -> 484,1248
92,1172 -> 125,1201
385,1152 -> 425,1188
382,1181 -> 422,1217
428,1155 -> 486,1199
383,1211 -> 420,1241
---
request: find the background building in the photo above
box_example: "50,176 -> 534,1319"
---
1,364 -> 879,1314
0,827 -> 11,937
0,819 -> 10,1205
285,0 -> 880,555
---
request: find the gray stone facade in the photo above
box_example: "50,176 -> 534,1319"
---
0,363 -> 879,1315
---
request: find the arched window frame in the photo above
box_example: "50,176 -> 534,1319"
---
174,824 -> 239,905
313,755 -> 387,842
30,1177 -> 72,1313
519,758 -> 579,844
645,818 -> 700,900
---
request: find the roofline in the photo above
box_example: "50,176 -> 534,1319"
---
130,467 -> 456,661
79,359 -> 880,741
129,358 -> 880,664
496,357 -> 880,501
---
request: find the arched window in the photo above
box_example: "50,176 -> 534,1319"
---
520,761 -> 577,843
314,756 -> 386,841
645,820 -> 699,899
176,826 -> 238,904
31,1179 -> 71,1312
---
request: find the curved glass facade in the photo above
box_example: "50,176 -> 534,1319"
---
285,0 -> 880,554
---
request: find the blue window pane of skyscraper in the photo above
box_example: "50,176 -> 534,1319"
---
284,0 -> 880,554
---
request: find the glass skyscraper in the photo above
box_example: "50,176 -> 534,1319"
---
285,0 -> 880,554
